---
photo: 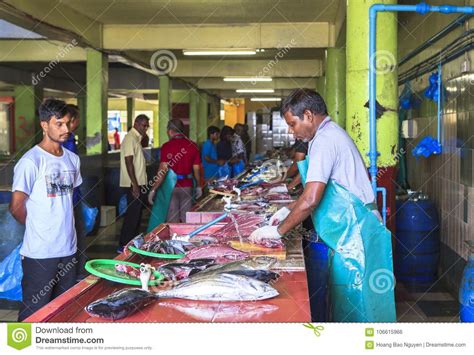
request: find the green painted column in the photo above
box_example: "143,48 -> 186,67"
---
326,48 -> 346,129
197,91 -> 208,144
86,49 -> 108,155
152,107 -> 159,147
126,97 -> 135,130
346,0 -> 398,168
13,85 -> 43,154
76,94 -> 86,154
189,89 -> 198,142
316,76 -> 326,99
158,76 -> 171,146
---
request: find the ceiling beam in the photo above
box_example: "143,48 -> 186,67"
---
0,40 -> 86,62
103,22 -> 330,50
189,77 -> 317,90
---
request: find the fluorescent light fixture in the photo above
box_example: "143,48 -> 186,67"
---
183,49 -> 256,56
250,97 -> 282,102
236,89 -> 274,93
223,77 -> 272,82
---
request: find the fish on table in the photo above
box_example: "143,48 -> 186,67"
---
180,244 -> 249,264
157,258 -> 216,281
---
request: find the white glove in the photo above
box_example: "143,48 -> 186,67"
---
268,185 -> 289,194
269,207 -> 291,226
249,226 -> 282,243
148,190 -> 156,205
195,187 -> 203,199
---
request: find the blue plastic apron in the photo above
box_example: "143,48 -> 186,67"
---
146,169 -> 177,232
297,157 -> 396,322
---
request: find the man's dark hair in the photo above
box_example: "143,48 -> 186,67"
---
66,104 -> 79,120
167,118 -> 184,133
38,99 -> 68,122
220,125 -> 234,141
280,89 -> 328,119
207,125 -> 220,138
135,114 -> 150,124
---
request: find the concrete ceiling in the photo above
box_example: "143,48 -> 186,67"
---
0,0 -> 346,99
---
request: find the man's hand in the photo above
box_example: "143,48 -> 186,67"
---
269,207 -> 291,226
249,225 -> 281,243
132,184 -> 140,199
148,189 -> 156,205
195,187 -> 203,200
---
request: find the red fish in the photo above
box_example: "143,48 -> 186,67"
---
180,244 -> 249,264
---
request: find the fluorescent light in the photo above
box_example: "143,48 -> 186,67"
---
183,49 -> 256,56
250,97 -> 282,102
223,77 -> 272,82
236,89 -> 274,93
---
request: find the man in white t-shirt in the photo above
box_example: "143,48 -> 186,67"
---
10,98 -> 82,321
250,89 -> 377,239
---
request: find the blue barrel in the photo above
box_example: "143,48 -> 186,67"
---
459,255 -> 474,322
395,198 -> 440,285
304,232 -> 329,321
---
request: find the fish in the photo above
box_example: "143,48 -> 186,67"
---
226,270 -> 279,283
158,301 -> 279,322
115,264 -> 141,279
188,235 -> 219,245
157,258 -> 216,281
180,244 -> 249,264
85,288 -> 157,320
212,213 -> 265,239
190,256 -> 277,278
156,273 -> 279,301
142,239 -> 196,255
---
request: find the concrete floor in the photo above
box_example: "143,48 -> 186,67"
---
0,210 -> 460,323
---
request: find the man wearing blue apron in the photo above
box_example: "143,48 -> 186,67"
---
250,89 -> 396,322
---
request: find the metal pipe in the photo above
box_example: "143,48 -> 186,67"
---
369,2 -> 473,224
187,212 -> 228,238
437,63 -> 443,148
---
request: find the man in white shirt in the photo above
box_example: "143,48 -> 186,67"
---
10,99 -> 82,321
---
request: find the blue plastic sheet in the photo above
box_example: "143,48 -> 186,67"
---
118,194 -> 128,216
0,244 -> 23,301
298,157 -> 396,322
216,163 -> 231,179
412,136 -> 442,158
232,160 -> 245,177
147,169 -> 177,232
81,202 -> 98,235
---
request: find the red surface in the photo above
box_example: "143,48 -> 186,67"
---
374,166 -> 397,236
25,224 -> 310,323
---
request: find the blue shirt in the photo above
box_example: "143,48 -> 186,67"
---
201,139 -> 219,180
62,133 -> 81,206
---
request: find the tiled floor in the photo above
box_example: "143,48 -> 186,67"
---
0,211 -> 461,323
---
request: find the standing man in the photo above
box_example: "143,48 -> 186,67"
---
201,126 -> 223,182
148,119 -> 201,223
113,128 -> 121,150
61,104 -> 87,280
250,89 -> 396,322
10,99 -> 82,321
118,114 -> 150,252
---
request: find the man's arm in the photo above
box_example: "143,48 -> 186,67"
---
150,162 -> 169,192
277,181 -> 326,235
192,164 -> 201,187
124,155 -> 140,198
286,151 -> 306,178
9,191 -> 28,224
287,174 -> 302,190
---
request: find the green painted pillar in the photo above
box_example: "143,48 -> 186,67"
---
346,0 -> 398,168
326,48 -> 346,129
14,85 -> 43,154
316,76 -> 326,99
126,97 -> 135,130
86,49 -> 108,155
158,76 -> 171,146
189,89 -> 198,142
76,94 -> 86,154
197,91 -> 208,144
152,107 -> 159,147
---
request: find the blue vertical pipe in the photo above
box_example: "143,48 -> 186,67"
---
437,63 -> 442,147
368,3 -> 473,222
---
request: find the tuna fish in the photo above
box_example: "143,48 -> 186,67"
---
156,273 -> 279,301
85,288 -> 157,320
190,256 -> 277,278
180,244 -> 249,264
157,258 -> 216,281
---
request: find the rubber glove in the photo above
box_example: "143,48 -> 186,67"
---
195,187 -> 203,199
249,226 -> 281,243
269,206 -> 291,226
148,189 -> 156,205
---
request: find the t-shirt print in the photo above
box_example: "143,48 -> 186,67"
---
45,162 -> 75,197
